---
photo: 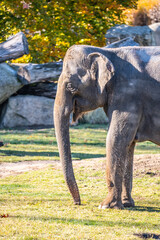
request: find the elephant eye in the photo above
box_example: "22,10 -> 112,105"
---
77,68 -> 86,77
66,83 -> 78,94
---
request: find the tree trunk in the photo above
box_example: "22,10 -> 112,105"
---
0,61 -> 62,105
15,62 -> 63,84
0,32 -> 29,63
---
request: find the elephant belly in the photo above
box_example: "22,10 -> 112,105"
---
135,113 -> 160,145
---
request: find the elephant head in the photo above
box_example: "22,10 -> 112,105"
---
54,45 -> 115,204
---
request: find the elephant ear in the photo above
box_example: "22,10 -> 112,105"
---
86,52 -> 115,93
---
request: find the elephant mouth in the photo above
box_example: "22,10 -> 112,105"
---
72,98 -> 84,122
72,95 -> 98,122
73,99 -> 80,122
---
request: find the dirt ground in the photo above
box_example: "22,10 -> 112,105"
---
0,154 -> 160,178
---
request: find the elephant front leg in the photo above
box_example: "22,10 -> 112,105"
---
99,141 -> 125,209
99,112 -> 138,209
122,142 -> 135,208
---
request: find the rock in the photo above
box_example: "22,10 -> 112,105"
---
105,24 -> 152,46
82,108 -> 108,124
149,23 -> 160,46
105,37 -> 139,48
16,82 -> 57,99
0,63 -> 22,105
0,95 -> 54,128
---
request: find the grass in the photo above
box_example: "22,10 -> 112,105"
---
0,124 -> 160,239
0,124 -> 159,163
0,163 -> 160,239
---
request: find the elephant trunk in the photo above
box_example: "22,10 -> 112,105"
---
54,82 -> 81,205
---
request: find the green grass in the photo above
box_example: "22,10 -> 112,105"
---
0,164 -> 160,239
0,124 -> 159,163
0,124 -> 160,239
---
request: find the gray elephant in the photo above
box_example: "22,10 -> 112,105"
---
54,45 -> 160,209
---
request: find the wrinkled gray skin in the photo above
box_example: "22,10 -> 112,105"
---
54,45 -> 160,209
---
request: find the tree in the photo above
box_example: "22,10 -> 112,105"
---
0,0 -> 137,63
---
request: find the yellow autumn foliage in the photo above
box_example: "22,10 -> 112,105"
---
137,0 -> 160,10
0,0 -> 137,63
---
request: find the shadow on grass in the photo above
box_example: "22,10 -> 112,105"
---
2,139 -> 105,147
71,124 -> 107,130
11,213 -> 160,229
135,143 -> 160,152
128,205 -> 160,213
133,233 -> 160,239
0,150 -> 104,159
71,142 -> 105,147
3,139 -> 57,145
0,149 -> 59,157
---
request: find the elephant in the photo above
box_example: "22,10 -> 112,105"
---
54,44 -> 160,209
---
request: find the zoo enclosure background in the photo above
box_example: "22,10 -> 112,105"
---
1,0 -> 160,63
0,0 -> 136,63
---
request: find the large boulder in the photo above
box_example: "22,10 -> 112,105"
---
0,95 -> 54,128
105,24 -> 152,46
106,23 -> 160,46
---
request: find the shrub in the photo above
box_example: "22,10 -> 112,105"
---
125,0 -> 160,26
132,7 -> 151,26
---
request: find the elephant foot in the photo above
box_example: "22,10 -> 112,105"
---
99,197 -> 124,210
74,200 -> 81,205
122,197 -> 135,208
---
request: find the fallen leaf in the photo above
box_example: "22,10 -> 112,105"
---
0,214 -> 9,218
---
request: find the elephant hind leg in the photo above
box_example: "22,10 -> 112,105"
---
122,142 -> 135,208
